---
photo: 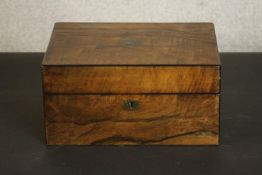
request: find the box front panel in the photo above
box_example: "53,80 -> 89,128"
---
45,94 -> 219,145
43,66 -> 220,94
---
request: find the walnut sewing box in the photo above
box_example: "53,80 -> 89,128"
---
42,23 -> 221,145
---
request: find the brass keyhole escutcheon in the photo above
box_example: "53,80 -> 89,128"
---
123,99 -> 139,110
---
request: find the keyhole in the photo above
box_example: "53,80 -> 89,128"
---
129,101 -> 134,108
123,100 -> 139,110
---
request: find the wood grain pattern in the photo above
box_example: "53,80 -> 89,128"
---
45,94 -> 219,145
42,23 -> 221,145
42,23 -> 220,66
42,66 -> 220,94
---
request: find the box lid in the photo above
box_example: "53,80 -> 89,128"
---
42,23 -> 220,66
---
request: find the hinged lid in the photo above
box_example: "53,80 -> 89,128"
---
42,23 -> 220,66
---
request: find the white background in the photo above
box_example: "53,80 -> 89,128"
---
0,0 -> 261,52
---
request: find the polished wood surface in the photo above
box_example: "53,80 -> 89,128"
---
45,94 -> 219,145
42,23 -> 220,145
43,66 -> 220,94
42,23 -> 220,66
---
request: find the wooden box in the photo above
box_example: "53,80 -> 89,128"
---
42,23 -> 221,145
